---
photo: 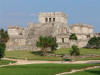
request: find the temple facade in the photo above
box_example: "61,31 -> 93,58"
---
6,12 -> 94,50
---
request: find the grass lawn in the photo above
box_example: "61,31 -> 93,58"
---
0,64 -> 100,75
65,68 -> 100,75
55,48 -> 100,55
0,60 -> 16,65
5,48 -> 100,61
71,57 -> 100,61
55,48 -> 100,61
5,50 -> 62,61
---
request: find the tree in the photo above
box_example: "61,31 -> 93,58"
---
50,38 -> 58,52
0,42 -> 6,59
0,29 -> 9,43
70,45 -> 80,56
0,29 -> 8,60
36,36 -> 58,56
69,33 -> 77,40
88,37 -> 100,49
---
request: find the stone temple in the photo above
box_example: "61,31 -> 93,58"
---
6,12 -> 95,50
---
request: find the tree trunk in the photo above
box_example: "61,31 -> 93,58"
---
42,48 -> 47,56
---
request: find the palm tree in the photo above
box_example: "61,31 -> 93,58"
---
36,36 -> 58,56
70,45 -> 80,56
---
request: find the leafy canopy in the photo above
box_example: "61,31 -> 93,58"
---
0,42 -> 6,59
36,36 -> 58,56
88,36 -> 100,48
0,29 -> 9,43
69,33 -> 77,40
0,29 -> 8,59
70,45 -> 80,56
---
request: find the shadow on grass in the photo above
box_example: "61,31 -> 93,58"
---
31,51 -> 54,56
86,70 -> 100,75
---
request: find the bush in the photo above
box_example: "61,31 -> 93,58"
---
0,29 -> 9,43
64,58 -> 72,61
70,45 -> 80,56
69,33 -> 77,40
0,42 -> 6,59
88,37 -> 100,49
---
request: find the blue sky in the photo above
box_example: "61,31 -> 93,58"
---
0,0 -> 100,32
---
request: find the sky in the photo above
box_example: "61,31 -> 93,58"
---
0,0 -> 100,32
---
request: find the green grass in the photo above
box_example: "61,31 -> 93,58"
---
65,68 -> 100,75
5,51 -> 62,61
71,57 -> 100,61
0,64 -> 100,75
5,48 -> 100,61
0,60 -> 16,65
55,48 -> 100,55
55,48 -> 100,61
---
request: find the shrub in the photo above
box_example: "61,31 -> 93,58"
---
70,45 -> 80,56
0,42 -> 6,59
0,29 -> 9,43
69,33 -> 77,40
88,37 -> 100,49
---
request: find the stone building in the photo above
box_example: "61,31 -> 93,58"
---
6,12 -> 94,50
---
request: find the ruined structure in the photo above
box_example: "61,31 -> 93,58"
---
6,12 -> 94,50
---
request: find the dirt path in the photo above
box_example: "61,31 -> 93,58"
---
1,58 -> 100,75
2,58 -> 100,65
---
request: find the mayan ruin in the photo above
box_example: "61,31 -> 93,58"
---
6,12 -> 96,50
